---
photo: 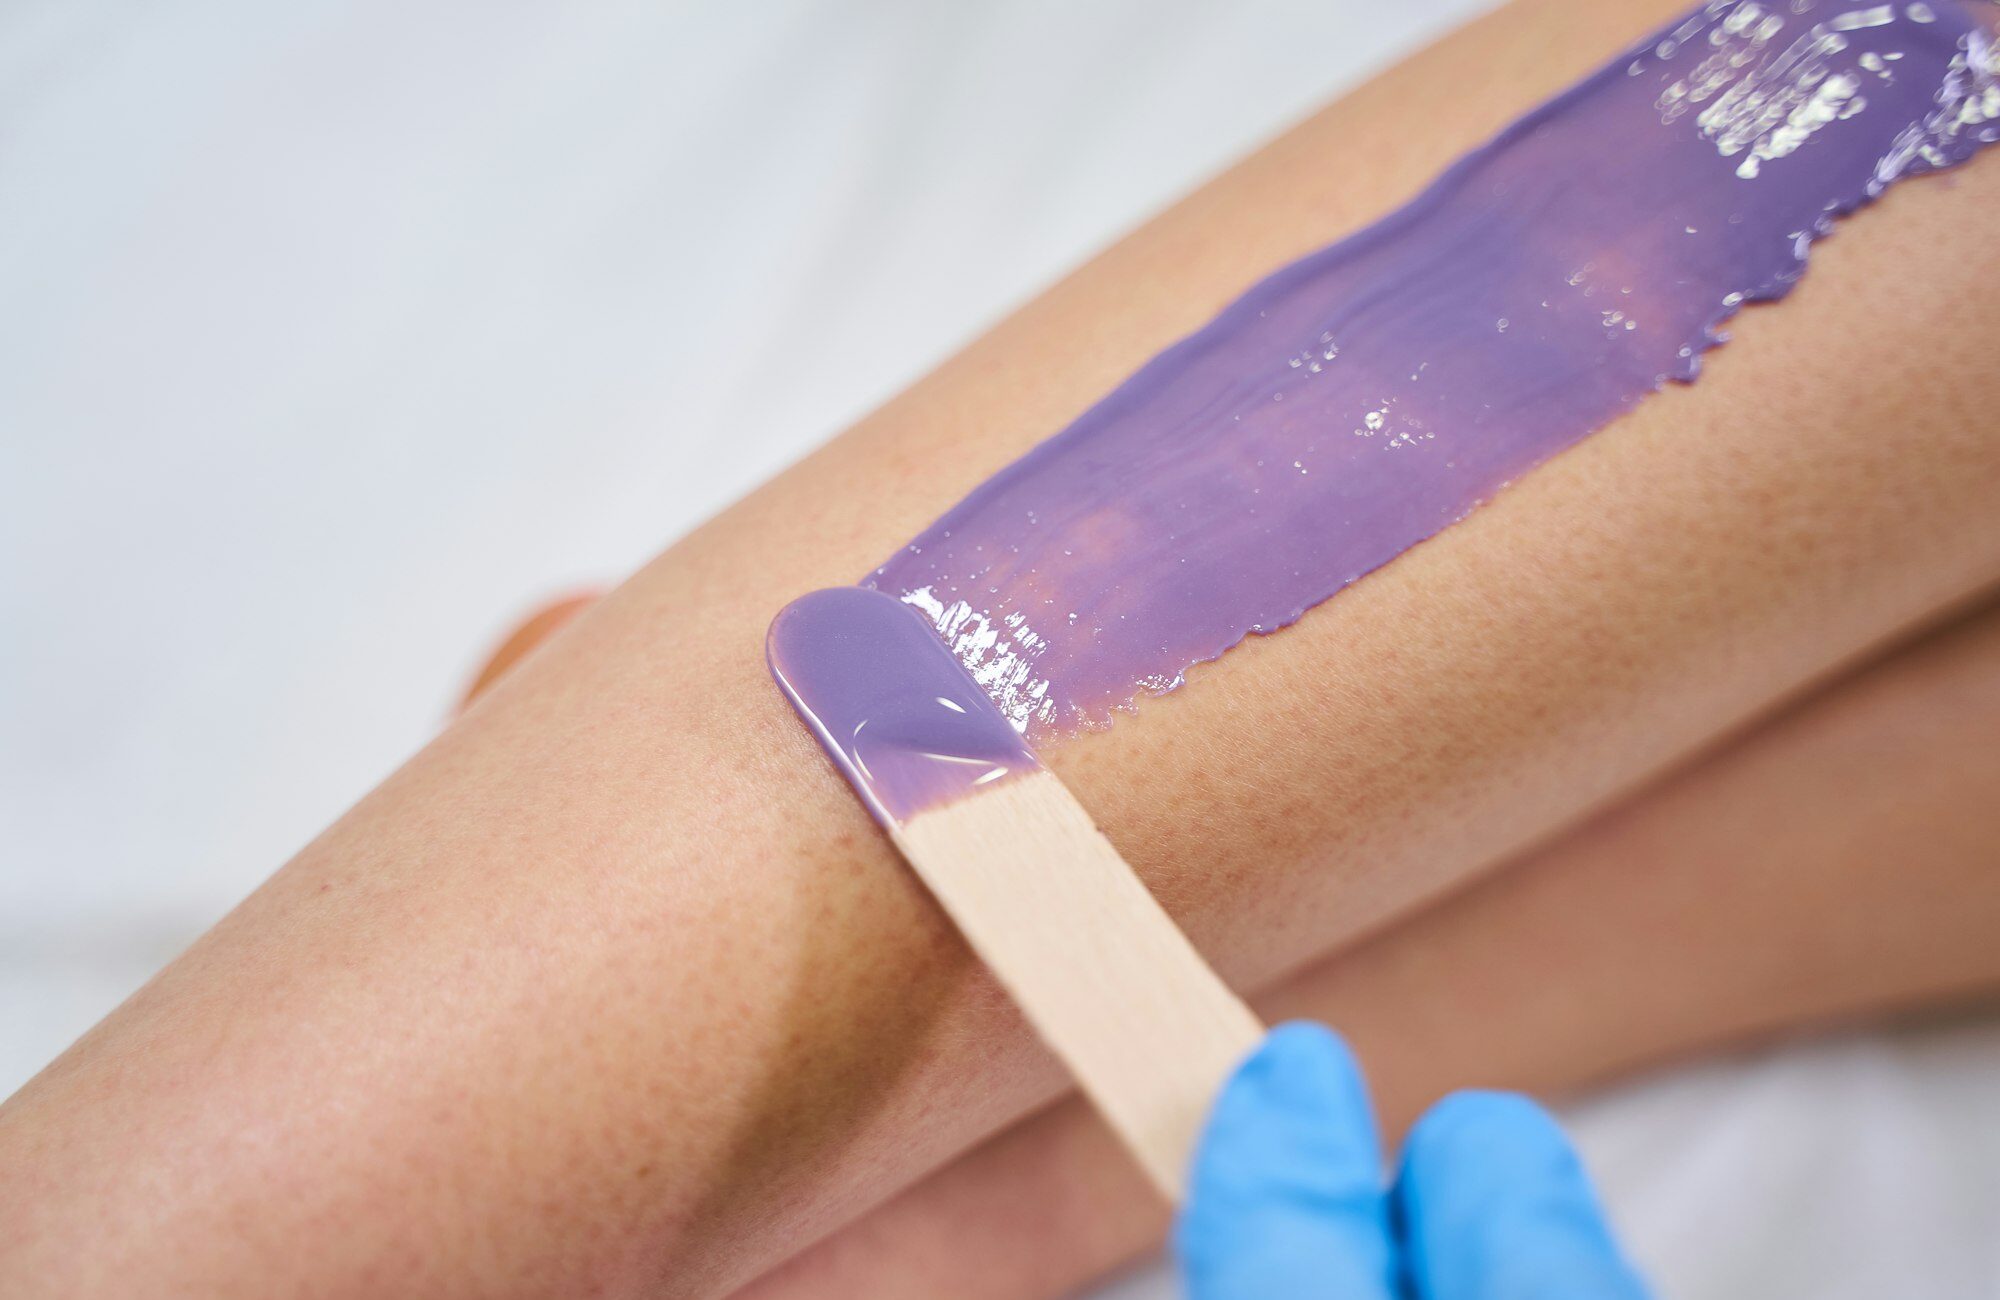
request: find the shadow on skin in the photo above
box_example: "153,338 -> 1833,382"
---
465,594 -> 1000,1293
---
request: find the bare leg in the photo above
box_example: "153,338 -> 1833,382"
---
739,598 -> 2000,1300
3,0 -> 1998,1295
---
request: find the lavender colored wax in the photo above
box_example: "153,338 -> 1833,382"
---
863,0 -> 2000,739
773,0 -> 1998,820
768,587 -> 1042,826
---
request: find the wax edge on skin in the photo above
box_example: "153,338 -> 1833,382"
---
774,1 -> 1999,821
835,0 -> 2000,749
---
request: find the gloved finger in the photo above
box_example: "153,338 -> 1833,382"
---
1175,1022 -> 1399,1300
1396,1090 -> 1650,1300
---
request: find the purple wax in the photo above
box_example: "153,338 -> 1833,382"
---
767,587 -> 1042,827
773,0 -> 1998,819
866,0 -> 2000,738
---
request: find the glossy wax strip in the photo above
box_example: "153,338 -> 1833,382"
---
855,0 -> 2000,741
772,0 -> 1999,820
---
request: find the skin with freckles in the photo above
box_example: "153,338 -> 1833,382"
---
2,0 -> 1998,1297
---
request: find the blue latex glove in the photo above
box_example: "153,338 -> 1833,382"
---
1176,1023 -> 1651,1299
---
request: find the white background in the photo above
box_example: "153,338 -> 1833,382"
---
3,1 -> 1996,1295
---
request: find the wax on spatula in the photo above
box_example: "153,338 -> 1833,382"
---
767,586 -> 1262,1202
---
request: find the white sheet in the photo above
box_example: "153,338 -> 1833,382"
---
3,2 -> 1995,1295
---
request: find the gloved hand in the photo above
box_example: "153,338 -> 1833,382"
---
1176,1023 -> 1650,1299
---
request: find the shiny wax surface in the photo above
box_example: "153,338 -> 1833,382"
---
857,0 -> 2000,740
768,587 -> 1042,826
